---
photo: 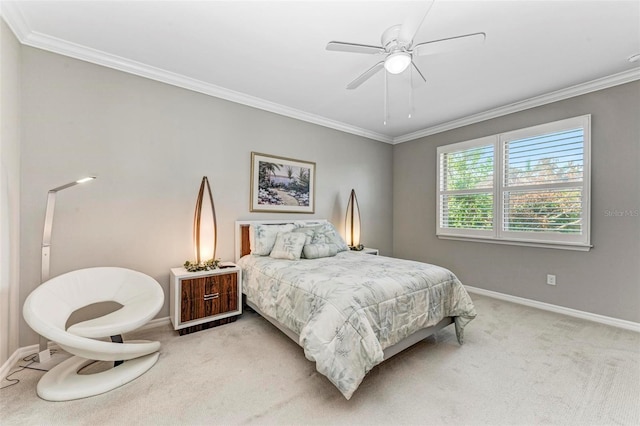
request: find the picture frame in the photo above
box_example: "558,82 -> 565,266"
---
250,152 -> 316,213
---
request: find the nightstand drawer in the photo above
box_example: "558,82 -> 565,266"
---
180,289 -> 238,322
180,273 -> 237,301
180,274 -> 238,322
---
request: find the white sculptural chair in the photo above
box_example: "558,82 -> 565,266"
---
23,267 -> 164,401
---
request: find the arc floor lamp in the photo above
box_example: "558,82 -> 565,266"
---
37,176 -> 96,363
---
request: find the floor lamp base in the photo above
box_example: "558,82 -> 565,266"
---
33,350 -> 71,371
35,335 -> 51,363
36,348 -> 52,363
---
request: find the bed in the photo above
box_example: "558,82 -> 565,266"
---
234,219 -> 476,399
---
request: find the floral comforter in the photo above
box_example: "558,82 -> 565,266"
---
237,251 -> 476,399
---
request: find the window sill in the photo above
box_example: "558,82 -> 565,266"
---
437,235 -> 592,251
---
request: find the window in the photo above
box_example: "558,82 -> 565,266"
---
437,115 -> 591,250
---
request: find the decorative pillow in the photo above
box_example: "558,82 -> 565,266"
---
292,226 -> 318,245
269,232 -> 307,260
310,222 -> 349,252
302,243 -> 338,259
250,223 -> 296,256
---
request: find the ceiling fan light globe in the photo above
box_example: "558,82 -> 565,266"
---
384,52 -> 411,74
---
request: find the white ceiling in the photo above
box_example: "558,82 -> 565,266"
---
3,1 -> 640,143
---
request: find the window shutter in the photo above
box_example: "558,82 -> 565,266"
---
436,115 -> 590,250
438,139 -> 495,235
502,127 -> 585,236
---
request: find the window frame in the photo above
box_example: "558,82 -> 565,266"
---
436,115 -> 591,251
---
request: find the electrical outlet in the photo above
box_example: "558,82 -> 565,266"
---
546,274 -> 556,286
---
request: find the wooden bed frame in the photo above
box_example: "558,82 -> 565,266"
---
234,220 -> 455,360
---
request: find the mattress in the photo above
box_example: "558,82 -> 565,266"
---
237,251 -> 476,399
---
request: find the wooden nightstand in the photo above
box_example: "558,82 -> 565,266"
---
169,265 -> 242,335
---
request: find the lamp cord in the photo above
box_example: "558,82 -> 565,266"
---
0,350 -> 59,390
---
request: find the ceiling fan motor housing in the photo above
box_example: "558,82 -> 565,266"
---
381,24 -> 411,52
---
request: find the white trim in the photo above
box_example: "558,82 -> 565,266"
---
2,2 -> 637,146
394,68 -> 640,144
438,235 -> 592,251
0,2 -> 30,41
0,3 -> 392,145
0,345 -> 34,384
0,340 -> 62,382
465,285 -> 640,333
25,31 -> 393,144
137,316 -> 171,332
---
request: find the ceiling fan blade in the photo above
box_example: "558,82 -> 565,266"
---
326,41 -> 385,55
413,32 -> 486,57
347,61 -> 385,90
412,61 -> 427,83
398,0 -> 436,45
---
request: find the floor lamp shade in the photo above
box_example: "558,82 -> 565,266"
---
345,189 -> 362,249
193,176 -> 217,263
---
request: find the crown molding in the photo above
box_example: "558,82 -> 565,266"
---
3,4 -> 636,146
1,6 -> 393,144
393,67 -> 640,144
0,1 -> 30,40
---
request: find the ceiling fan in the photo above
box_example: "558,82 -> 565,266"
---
326,2 -> 486,90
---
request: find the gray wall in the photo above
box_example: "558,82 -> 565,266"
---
11,36 -> 640,351
19,46 -> 393,346
0,19 -> 22,367
393,81 -> 640,322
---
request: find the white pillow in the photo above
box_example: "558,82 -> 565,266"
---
310,222 -> 349,252
292,226 -> 317,245
269,232 -> 307,260
250,223 -> 296,256
302,243 -> 338,259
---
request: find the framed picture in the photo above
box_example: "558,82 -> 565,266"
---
250,152 -> 316,213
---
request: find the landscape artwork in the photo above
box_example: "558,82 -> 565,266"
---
250,152 -> 315,213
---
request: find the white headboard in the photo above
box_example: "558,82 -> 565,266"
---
234,219 -> 328,262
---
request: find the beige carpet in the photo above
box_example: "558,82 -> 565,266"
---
1,294 -> 639,425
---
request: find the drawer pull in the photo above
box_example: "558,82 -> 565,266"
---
203,293 -> 219,301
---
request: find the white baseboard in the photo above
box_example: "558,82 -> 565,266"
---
1,316 -> 172,383
0,342 -> 51,383
465,285 -> 640,333
138,316 -> 171,332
